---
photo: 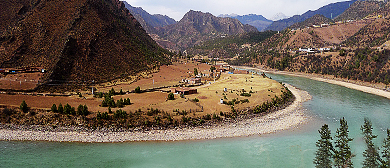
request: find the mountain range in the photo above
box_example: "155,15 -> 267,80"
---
152,10 -> 258,50
218,14 -> 273,31
270,13 -> 289,21
265,0 -> 357,31
122,1 -> 176,34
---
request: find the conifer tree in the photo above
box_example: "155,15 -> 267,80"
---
58,103 -> 63,113
83,105 -> 89,116
361,118 -> 381,168
51,104 -> 57,113
382,129 -> 390,168
314,124 -> 334,168
334,117 -> 354,168
20,100 -> 29,113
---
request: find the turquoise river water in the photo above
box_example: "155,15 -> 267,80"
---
1,72 -> 390,167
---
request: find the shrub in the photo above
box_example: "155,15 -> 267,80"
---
212,113 -> 220,120
134,86 -> 141,93
147,108 -> 160,116
204,114 -> 211,120
240,93 -> 251,97
2,108 -> 14,116
192,98 -> 199,102
20,100 -> 29,113
181,116 -> 188,123
167,93 -> 175,100
240,99 -> 249,103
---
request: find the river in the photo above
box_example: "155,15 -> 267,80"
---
1,72 -> 390,167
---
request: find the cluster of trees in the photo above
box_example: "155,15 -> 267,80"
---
51,103 -> 89,116
101,96 -> 131,108
100,88 -> 131,108
314,118 -> 390,168
253,87 -> 293,114
222,98 -> 249,105
96,109 -> 128,120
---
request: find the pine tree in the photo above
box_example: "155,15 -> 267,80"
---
64,104 -> 72,114
382,129 -> 390,168
334,117 -> 354,168
135,86 -> 141,93
20,100 -> 29,113
58,103 -> 63,113
83,105 -> 89,116
361,118 -> 381,168
77,104 -> 84,115
109,88 -> 116,96
314,124 -> 334,168
51,104 -> 58,113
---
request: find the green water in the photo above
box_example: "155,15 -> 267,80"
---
1,73 -> 390,168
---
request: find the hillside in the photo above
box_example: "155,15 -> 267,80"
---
122,1 -> 176,34
218,14 -> 273,31
343,2 -> 390,48
260,19 -> 369,51
187,31 -> 276,59
0,0 -> 171,87
334,0 -> 383,22
265,0 -> 356,31
155,10 -> 258,50
289,14 -> 334,30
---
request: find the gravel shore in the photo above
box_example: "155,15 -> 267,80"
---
0,84 -> 311,142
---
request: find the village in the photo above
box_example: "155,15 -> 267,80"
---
0,59 -> 288,129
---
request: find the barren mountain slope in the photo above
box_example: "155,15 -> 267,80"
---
0,0 -> 170,86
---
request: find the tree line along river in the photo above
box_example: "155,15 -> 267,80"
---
1,72 -> 390,167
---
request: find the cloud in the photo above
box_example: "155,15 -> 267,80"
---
124,0 -> 349,21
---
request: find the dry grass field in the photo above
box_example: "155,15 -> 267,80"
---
0,61 -> 285,122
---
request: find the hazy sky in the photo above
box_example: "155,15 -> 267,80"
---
123,0 -> 350,21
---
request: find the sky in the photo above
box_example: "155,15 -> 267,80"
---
124,0 -> 350,21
